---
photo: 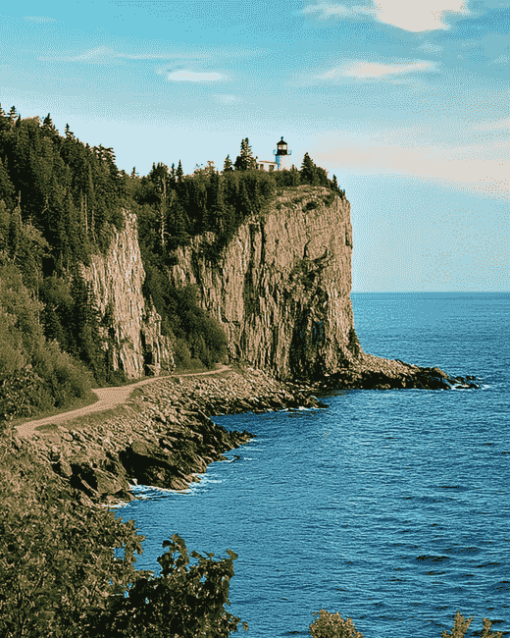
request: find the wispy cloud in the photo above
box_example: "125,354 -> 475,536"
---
311,127 -> 509,197
472,118 -> 510,132
24,16 -> 56,24
303,0 -> 470,32
166,70 -> 225,82
490,54 -> 509,65
302,3 -> 374,19
319,59 -> 438,79
213,94 -> 241,104
375,0 -> 470,32
39,45 -> 211,64
416,41 -> 444,55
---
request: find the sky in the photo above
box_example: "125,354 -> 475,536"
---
0,0 -> 508,292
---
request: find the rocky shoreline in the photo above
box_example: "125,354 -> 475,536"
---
313,354 -> 480,392
21,367 -> 324,505
17,360 -> 479,505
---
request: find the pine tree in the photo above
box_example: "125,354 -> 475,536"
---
149,162 -> 171,250
0,158 -> 15,207
301,152 -> 316,185
42,114 -> 56,134
234,138 -> 257,171
176,160 -> 184,183
223,154 -> 233,172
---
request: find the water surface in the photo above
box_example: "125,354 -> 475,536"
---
118,293 -> 509,637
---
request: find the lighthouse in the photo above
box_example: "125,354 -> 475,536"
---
273,136 -> 292,170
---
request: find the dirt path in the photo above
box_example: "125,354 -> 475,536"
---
15,365 -> 232,438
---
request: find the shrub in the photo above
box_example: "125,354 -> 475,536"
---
0,438 -> 247,638
442,611 -> 502,638
309,610 -> 364,638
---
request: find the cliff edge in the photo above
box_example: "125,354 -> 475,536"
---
169,186 -> 359,380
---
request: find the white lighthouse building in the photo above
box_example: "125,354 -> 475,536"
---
256,136 -> 292,171
273,136 -> 292,170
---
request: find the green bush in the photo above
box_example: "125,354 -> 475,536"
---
441,611 -> 502,638
0,263 -> 93,421
0,438 -> 247,638
307,610 -> 503,638
309,610 -> 364,638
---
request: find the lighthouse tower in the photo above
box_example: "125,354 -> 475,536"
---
273,136 -> 292,170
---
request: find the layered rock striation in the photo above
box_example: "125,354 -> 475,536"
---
81,211 -> 174,378
80,189 -> 477,390
170,187 -> 359,380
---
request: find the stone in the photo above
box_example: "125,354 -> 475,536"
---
81,210 -> 174,378
53,459 -> 73,479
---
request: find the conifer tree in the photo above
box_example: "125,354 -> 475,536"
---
234,138 -> 257,171
0,158 -> 14,207
169,163 -> 176,186
223,154 -> 233,172
301,152 -> 316,185
176,160 -> 184,182
42,113 -> 56,134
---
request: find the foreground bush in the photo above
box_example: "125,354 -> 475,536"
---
308,610 -> 503,638
442,611 -> 502,638
309,610 -> 364,638
0,437 -> 246,638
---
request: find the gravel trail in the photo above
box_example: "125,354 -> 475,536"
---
16,365 -> 231,438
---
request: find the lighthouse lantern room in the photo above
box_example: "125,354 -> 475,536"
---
273,136 -> 292,170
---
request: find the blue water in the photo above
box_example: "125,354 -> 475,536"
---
117,293 -> 510,637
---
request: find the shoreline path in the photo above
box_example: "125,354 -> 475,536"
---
16,364 -> 232,438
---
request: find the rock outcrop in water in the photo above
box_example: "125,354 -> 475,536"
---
29,368 -> 324,503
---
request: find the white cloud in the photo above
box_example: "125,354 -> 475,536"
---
311,129 -> 509,197
374,0 -> 470,32
39,46 -> 210,64
472,118 -> 510,132
303,0 -> 470,32
166,70 -> 224,82
302,3 -> 374,19
490,55 -> 509,65
416,41 -> 444,55
319,59 -> 438,79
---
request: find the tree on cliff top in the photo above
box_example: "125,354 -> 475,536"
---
301,152 -> 316,185
234,138 -> 257,171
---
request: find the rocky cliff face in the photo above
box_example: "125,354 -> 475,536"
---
82,211 -> 174,378
169,186 -> 361,380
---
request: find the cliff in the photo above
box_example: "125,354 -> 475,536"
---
169,186 -> 361,380
81,211 -> 174,378
79,188 -> 477,390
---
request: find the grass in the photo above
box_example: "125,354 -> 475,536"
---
11,391 -> 100,429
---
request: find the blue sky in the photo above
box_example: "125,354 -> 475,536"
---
0,0 -> 508,291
